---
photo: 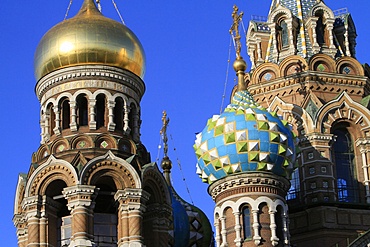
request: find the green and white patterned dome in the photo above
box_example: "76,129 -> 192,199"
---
194,90 -> 297,184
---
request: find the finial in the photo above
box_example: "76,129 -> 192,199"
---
160,111 -> 172,185
230,5 -> 248,91
230,5 -> 244,59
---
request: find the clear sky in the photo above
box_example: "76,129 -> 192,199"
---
1,0 -> 369,245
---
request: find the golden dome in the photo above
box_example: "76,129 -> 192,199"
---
34,0 -> 145,81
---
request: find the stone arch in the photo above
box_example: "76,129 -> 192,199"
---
309,53 -> 336,73
35,144 -> 51,161
95,133 -> 117,149
117,138 -> 137,154
268,5 -> 292,24
315,92 -> 370,135
279,55 -> 308,76
251,62 -> 280,85
142,164 -> 171,205
336,56 -> 364,76
25,156 -> 78,197
55,92 -> 73,104
310,2 -> 335,20
70,89 -> 93,102
14,175 -> 27,215
50,137 -> 70,154
80,151 -> 142,190
91,89 -> 112,100
269,96 -> 312,137
70,134 -> 94,149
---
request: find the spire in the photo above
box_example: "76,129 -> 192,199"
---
160,111 -> 172,185
229,5 -> 247,91
77,0 -> 102,17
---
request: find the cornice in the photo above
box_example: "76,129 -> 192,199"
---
36,65 -> 145,103
208,172 -> 290,201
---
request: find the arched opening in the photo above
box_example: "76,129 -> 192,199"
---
44,180 -> 69,247
94,176 -> 118,246
280,20 -> 289,49
114,97 -> 124,132
242,205 -> 252,240
60,98 -> 70,130
128,103 -> 136,138
96,94 -> 106,129
76,94 -> 88,127
275,206 -> 285,246
47,103 -> 56,136
315,12 -> 326,46
259,203 -> 271,243
332,125 -> 359,203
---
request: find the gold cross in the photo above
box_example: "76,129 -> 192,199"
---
230,5 -> 244,58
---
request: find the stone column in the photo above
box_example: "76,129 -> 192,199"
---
40,114 -> 46,144
53,105 -> 61,135
252,209 -> 262,245
220,217 -> 228,247
361,149 -> 370,203
70,101 -> 78,131
107,100 -> 116,131
23,195 -> 41,247
214,218 -> 221,247
233,211 -> 242,247
123,104 -> 131,134
89,99 -> 97,130
269,210 -> 279,246
63,185 -> 97,247
114,188 -> 150,247
282,211 -> 290,246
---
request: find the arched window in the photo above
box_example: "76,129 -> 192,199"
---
96,94 -> 106,129
47,103 -> 56,135
114,97 -> 124,131
281,20 -> 289,48
45,180 -> 69,246
128,103 -> 136,137
60,98 -> 70,130
276,206 -> 284,244
316,15 -> 326,45
76,95 -> 88,127
94,177 -> 118,246
242,206 -> 252,239
333,128 -> 359,202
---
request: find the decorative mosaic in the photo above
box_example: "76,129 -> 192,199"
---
264,72 -> 273,81
100,141 -> 108,148
194,90 -> 297,184
343,66 -> 351,74
317,63 -> 326,72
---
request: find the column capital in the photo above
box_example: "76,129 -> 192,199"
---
114,188 -> 150,211
63,185 -> 98,210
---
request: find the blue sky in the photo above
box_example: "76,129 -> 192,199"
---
1,0 -> 369,245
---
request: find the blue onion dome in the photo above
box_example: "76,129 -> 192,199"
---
170,188 -> 214,247
194,90 -> 297,184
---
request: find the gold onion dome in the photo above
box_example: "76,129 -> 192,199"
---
34,0 -> 145,81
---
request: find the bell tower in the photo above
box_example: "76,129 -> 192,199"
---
13,1 -> 168,246
194,6 -> 296,247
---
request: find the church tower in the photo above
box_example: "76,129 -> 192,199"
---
13,1 -> 213,247
194,6 -> 297,247
245,0 -> 370,246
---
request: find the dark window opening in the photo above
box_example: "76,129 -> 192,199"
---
242,206 -> 252,239
76,95 -> 88,127
114,98 -> 124,131
96,94 -> 106,129
61,99 -> 70,130
333,128 -> 359,202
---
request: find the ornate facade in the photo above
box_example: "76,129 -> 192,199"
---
13,1 -> 212,247
194,1 -> 370,247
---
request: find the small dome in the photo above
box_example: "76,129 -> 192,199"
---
194,90 -> 296,184
170,188 -> 214,247
34,0 -> 145,81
